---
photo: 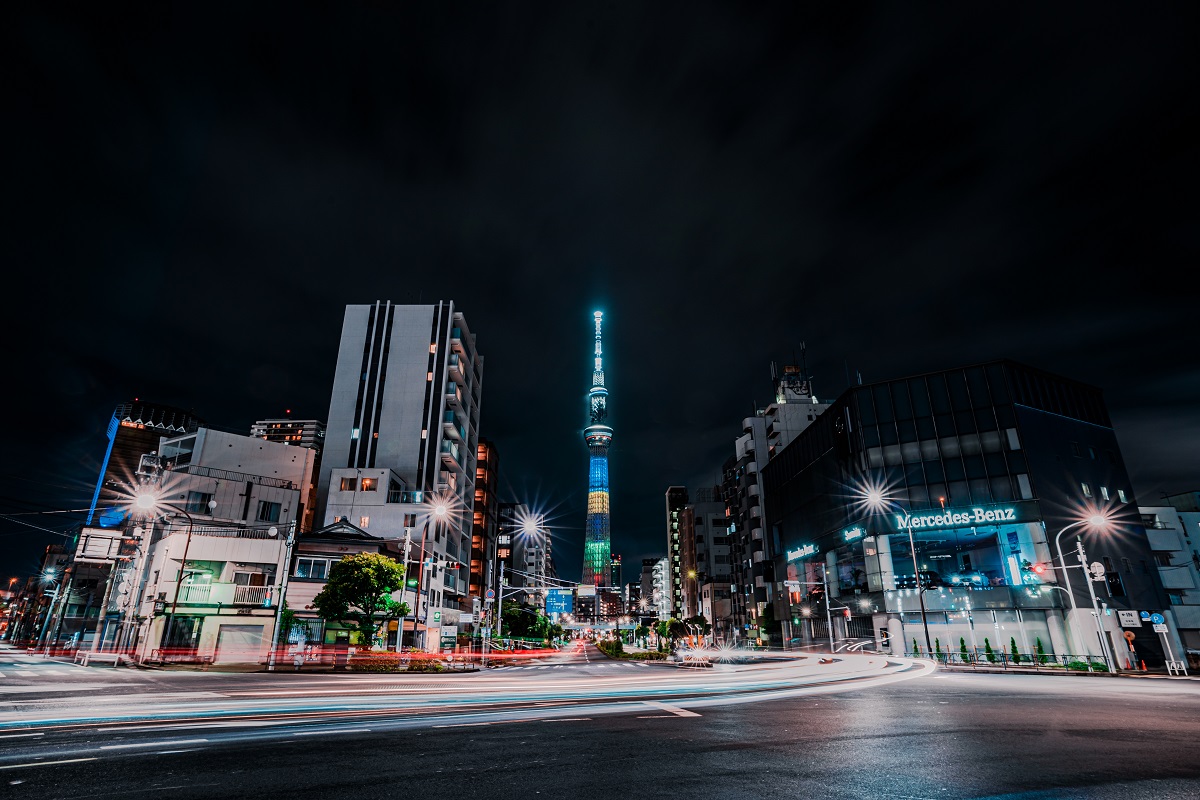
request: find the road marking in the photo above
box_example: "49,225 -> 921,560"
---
100,739 -> 208,750
644,701 -> 700,717
541,718 -> 592,722
0,758 -> 98,770
0,733 -> 44,739
293,729 -> 371,736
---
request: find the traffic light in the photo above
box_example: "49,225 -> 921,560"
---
843,608 -> 852,618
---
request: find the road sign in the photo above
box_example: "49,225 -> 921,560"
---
433,611 -> 442,622
1117,610 -> 1141,627
485,589 -> 495,599
1089,562 -> 1106,581
1150,613 -> 1166,625
1153,623 -> 1169,633
459,613 -> 475,624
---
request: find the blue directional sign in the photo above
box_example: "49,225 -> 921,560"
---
1150,613 -> 1166,625
545,589 -> 573,615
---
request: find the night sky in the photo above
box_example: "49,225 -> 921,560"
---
4,4 -> 1197,583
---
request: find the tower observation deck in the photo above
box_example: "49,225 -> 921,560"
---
582,310 -> 613,587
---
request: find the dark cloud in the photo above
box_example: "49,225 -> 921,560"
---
3,3 -> 1197,580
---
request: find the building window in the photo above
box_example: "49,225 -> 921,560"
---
1081,482 -> 1093,498
257,501 -> 282,523
360,477 -> 377,492
1071,442 -> 1084,458
351,428 -> 360,440
404,514 -> 417,527
340,477 -> 356,491
1100,486 -> 1110,500
1154,553 -> 1173,567
359,516 -> 370,528
295,558 -> 330,580
1118,489 -> 1129,503
184,491 -> 215,514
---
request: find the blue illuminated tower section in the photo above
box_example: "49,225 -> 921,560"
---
582,310 -> 613,587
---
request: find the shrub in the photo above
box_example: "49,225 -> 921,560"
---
935,638 -> 942,659
406,656 -> 445,673
960,637 -> 969,663
984,638 -> 996,663
349,652 -> 404,673
1036,637 -> 1049,664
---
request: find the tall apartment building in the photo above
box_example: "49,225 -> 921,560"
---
250,417 -> 326,534
651,557 -> 671,621
723,364 -> 828,641
471,439 -> 500,608
665,486 -> 690,619
690,488 -> 733,642
762,359 -> 1175,667
318,301 -> 484,651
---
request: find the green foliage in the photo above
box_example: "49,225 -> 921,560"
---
960,636 -> 969,663
312,553 -> 408,647
934,638 -> 942,658
984,638 -> 996,663
913,637 -> 920,656
501,601 -> 555,642
1036,637 -> 1049,664
1010,637 -> 1021,664
406,655 -> 446,673
276,600 -> 300,643
349,652 -> 404,673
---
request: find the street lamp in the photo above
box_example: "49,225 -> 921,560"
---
416,499 -> 449,653
134,492 -> 216,659
34,569 -> 62,652
865,489 -> 933,658
266,524 -> 296,671
1052,514 -> 1113,670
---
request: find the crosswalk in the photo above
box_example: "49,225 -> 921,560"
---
0,662 -> 86,678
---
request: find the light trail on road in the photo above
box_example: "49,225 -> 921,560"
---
0,654 -> 932,768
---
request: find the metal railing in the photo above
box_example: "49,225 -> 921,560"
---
911,649 -> 1115,672
233,585 -> 271,605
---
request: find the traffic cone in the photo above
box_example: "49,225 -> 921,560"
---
1141,660 -> 1147,671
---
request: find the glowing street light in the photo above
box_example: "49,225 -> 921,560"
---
1052,513 -> 1113,670
864,488 -> 933,657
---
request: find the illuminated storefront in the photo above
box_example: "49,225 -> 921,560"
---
766,360 -> 1172,665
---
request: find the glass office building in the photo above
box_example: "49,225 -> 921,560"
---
763,360 -> 1171,666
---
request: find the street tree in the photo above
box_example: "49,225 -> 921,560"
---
312,553 -> 408,648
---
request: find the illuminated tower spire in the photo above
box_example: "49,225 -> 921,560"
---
582,310 -> 613,588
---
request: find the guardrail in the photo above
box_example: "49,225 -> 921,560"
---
913,650 -> 1116,672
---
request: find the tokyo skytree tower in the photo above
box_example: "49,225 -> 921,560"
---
582,310 -> 613,587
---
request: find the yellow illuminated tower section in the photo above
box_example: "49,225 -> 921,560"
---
582,310 -> 613,587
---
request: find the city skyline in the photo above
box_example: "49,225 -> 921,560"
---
4,4 -> 1198,585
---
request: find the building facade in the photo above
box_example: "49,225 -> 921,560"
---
317,301 -> 483,651
722,365 -> 828,643
128,427 -> 313,664
763,359 -> 1175,668
1138,491 -> 1200,666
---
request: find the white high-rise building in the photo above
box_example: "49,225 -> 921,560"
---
318,301 -> 483,651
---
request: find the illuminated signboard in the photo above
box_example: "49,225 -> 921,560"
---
893,504 -> 1030,531
843,526 -> 864,542
786,543 -> 818,561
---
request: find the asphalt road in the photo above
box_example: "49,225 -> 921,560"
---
3,644 -> 1199,800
